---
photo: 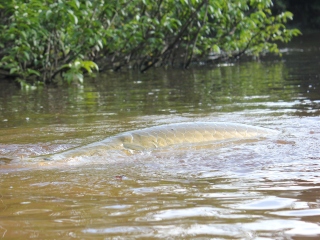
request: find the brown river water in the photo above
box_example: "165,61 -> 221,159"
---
0,34 -> 320,239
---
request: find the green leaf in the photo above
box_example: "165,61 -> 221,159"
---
212,45 -> 221,54
23,52 -> 30,61
67,10 -> 78,24
46,10 -> 52,20
9,67 -> 18,74
27,69 -> 40,76
74,0 -> 80,8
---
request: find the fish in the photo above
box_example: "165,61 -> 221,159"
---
43,122 -> 278,161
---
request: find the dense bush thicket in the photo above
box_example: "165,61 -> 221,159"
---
0,0 -> 300,85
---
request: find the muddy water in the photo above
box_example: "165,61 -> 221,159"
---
0,34 -> 320,239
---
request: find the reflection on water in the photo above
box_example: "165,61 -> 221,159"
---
0,34 -> 320,239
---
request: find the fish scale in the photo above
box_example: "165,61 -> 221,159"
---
40,122 -> 278,161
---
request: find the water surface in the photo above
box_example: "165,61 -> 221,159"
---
0,33 -> 320,239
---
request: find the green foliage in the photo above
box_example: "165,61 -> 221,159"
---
0,0 -> 300,85
61,60 -> 99,84
0,0 -> 101,85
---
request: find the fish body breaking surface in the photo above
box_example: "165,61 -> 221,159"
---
44,122 -> 278,161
